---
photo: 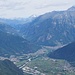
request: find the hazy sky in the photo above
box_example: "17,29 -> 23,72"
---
0,0 -> 75,18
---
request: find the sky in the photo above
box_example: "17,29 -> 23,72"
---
0,0 -> 75,18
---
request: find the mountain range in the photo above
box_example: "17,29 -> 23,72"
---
0,16 -> 36,30
0,6 -> 75,75
16,6 -> 75,46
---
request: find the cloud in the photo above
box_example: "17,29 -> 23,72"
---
35,3 -> 69,9
0,0 -> 75,18
0,0 -> 31,10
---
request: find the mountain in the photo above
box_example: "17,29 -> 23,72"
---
0,22 -> 18,35
48,42 -> 75,66
67,6 -> 75,11
0,23 -> 41,57
0,59 -> 24,75
0,16 -> 36,30
19,6 -> 75,46
48,42 -> 75,61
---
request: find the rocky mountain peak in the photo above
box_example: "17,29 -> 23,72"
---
67,6 -> 75,11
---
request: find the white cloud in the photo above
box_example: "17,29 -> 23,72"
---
0,0 -> 75,18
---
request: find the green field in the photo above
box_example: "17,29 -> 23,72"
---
16,56 -> 75,75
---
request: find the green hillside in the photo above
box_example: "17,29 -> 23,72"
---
0,59 -> 24,75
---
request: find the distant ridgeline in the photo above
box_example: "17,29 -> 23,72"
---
48,42 -> 75,66
0,59 -> 24,75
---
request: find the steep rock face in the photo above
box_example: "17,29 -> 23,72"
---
0,23 -> 40,56
19,6 -> 75,46
0,59 -> 24,75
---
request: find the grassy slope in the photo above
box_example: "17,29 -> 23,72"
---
26,57 -> 75,75
17,56 -> 75,75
